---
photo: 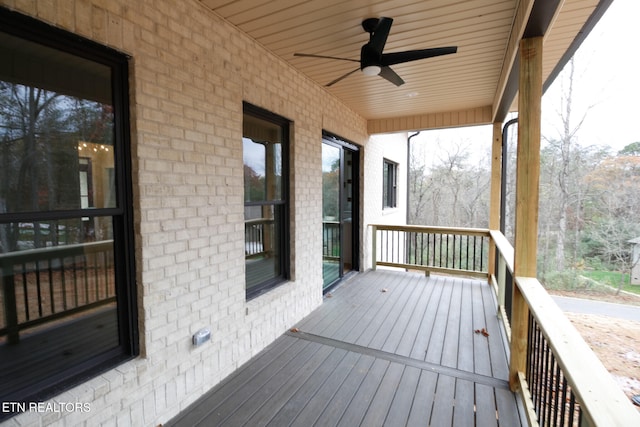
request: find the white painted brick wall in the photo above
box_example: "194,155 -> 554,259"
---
362,133 -> 409,270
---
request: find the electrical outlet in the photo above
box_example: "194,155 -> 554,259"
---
192,328 -> 211,347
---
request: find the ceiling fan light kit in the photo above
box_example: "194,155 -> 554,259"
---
362,65 -> 381,76
294,17 -> 457,87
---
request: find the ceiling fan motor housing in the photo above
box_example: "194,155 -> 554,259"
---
361,44 -> 382,74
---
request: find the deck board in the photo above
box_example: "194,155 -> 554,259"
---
425,276 -> 454,365
286,351 -> 363,426
476,383 -> 499,426
406,370 -> 438,425
441,277 -> 463,368
458,277 -> 475,372
242,346 -> 347,426
336,358 -> 390,427
472,279 -> 494,378
430,374 -> 456,425
385,365 -> 421,426
302,354 -> 376,426
167,270 -> 524,427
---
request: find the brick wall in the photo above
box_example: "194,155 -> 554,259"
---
0,0 -> 368,425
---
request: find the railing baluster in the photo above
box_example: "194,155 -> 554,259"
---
83,253 -> 90,305
559,376 -> 568,426
392,230 -> 396,264
534,321 -> 543,413
94,252 -> 100,303
568,392 -> 577,426
73,255 -> 80,308
551,357 -> 561,425
371,225 -> 377,270
48,259 -> 55,314
451,234 -> 456,269
36,260 -> 44,318
543,339 -> 552,426
473,236 -> 477,271
21,263 -> 30,321
432,233 -> 436,267
61,258 -> 68,311
423,232 -> 427,266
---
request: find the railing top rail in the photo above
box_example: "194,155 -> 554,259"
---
489,229 -> 514,273
370,224 -> 490,237
515,276 -> 640,426
245,218 -> 274,225
0,240 -> 114,265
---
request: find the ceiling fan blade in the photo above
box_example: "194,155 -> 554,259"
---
368,17 -> 393,54
381,47 -> 458,66
293,53 -> 359,63
326,67 -> 360,87
379,66 -> 405,87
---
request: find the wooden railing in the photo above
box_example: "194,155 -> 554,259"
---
371,224 -> 640,426
489,230 -> 640,426
245,218 -> 273,259
322,221 -> 340,261
490,230 -> 514,335
0,240 -> 115,344
371,224 -> 489,279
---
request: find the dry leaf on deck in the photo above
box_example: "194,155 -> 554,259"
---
475,328 -> 489,337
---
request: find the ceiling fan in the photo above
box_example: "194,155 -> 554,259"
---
294,17 -> 457,87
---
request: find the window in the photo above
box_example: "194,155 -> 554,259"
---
0,9 -> 137,417
383,159 -> 398,208
243,103 -> 289,299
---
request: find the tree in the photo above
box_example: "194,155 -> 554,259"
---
618,141 -> 640,157
408,142 -> 429,225
0,83 -> 111,251
582,152 -> 640,291
542,57 -> 595,271
409,135 -> 490,228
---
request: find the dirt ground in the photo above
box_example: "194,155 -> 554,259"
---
549,290 -> 640,408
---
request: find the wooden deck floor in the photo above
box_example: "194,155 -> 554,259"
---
168,270 -> 524,426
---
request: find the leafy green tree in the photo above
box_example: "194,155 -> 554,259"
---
618,141 -> 640,156
322,158 -> 339,219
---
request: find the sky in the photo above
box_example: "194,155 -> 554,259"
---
542,0 -> 640,151
415,0 -> 640,167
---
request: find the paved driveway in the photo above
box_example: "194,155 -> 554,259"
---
552,295 -> 640,322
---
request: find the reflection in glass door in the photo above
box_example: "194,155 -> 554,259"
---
322,138 -> 358,290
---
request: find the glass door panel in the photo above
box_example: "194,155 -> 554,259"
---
322,143 -> 341,287
342,150 -> 354,275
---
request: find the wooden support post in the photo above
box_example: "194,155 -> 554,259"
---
509,36 -> 543,391
371,225 -> 377,271
488,122 -> 502,282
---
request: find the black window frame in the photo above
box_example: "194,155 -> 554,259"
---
0,7 -> 138,416
242,102 -> 290,300
383,159 -> 398,209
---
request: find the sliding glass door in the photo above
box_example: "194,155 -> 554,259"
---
322,137 -> 358,290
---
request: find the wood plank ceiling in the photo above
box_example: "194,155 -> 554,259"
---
200,0 -> 608,132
